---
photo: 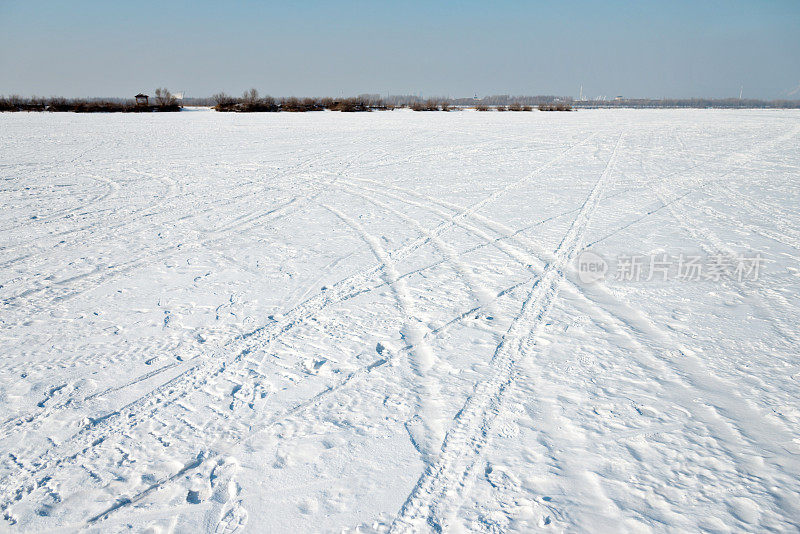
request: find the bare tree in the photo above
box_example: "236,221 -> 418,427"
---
410,99 -> 440,111
154,87 -> 177,107
242,88 -> 259,107
212,92 -> 233,106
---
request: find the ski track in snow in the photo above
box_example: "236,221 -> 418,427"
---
1,109 -> 799,532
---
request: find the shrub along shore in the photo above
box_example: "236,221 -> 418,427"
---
3,89 -> 797,113
212,92 -> 391,112
1,87 -> 182,113
0,98 -> 181,113
0,94 -> 560,113
211,91 -> 561,112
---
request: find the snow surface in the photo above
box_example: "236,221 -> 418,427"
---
1,108 -> 799,533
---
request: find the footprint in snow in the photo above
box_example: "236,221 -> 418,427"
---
200,457 -> 248,534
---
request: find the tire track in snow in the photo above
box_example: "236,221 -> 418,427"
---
0,170 -> 339,333
341,160 -> 778,460
515,127 -> 800,526
551,269 -> 800,528
0,149 -> 319,256
390,134 -> 623,533
3,137 -> 612,452
0,180 -> 311,313
0,171 -> 119,233
72,269 -> 542,528
340,185 -> 498,320
580,126 -> 797,251
0,151 -> 384,425
0,135 -> 597,519
341,178 -> 559,273
337,181 -> 550,456
34,184 -> 644,530
323,203 -> 447,458
642,127 -> 800,346
237,132 -> 595,350
713,183 -> 800,249
4,138 -> 372,284
338,174 -> 634,298
0,151 -> 331,310
697,201 -> 800,253
4,133 -> 589,326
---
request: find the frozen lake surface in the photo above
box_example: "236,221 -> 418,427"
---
1,109 -> 799,532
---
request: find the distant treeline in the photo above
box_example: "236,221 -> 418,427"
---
3,90 -> 799,112
356,94 -> 800,109
206,91 -> 800,111
0,98 -> 181,113
208,90 -> 571,112
570,97 -> 800,109
0,88 -> 181,112
211,90 -> 391,112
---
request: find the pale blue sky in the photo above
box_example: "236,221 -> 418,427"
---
1,0 -> 798,99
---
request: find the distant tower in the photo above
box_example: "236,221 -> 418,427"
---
579,85 -> 584,101
739,86 -> 743,100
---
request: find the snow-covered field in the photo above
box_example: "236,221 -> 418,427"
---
1,108 -> 799,533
